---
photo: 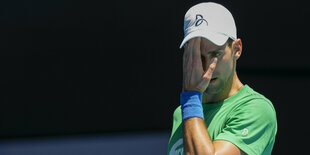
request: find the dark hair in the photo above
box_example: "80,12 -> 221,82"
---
226,38 -> 234,48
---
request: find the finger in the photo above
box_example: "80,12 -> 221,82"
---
183,39 -> 193,68
203,57 -> 218,79
192,37 -> 201,60
186,38 -> 195,51
183,39 -> 194,90
196,57 -> 218,92
183,39 -> 194,69
192,38 -> 204,74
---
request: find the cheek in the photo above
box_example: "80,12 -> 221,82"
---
220,53 -> 234,70
214,59 -> 233,76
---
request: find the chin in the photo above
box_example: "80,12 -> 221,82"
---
205,82 -> 224,95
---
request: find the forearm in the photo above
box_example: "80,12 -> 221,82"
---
181,90 -> 214,154
183,117 -> 214,155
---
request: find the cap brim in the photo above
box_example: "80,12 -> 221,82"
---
179,30 -> 229,49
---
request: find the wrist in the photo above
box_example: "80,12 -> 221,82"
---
180,91 -> 204,121
183,88 -> 204,93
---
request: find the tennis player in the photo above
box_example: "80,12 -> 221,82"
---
168,2 -> 277,155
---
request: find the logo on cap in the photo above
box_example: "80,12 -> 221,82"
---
195,14 -> 208,27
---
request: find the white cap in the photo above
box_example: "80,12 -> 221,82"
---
179,2 -> 237,48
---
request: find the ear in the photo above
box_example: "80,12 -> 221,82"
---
233,39 -> 242,60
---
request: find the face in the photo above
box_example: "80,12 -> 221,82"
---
200,38 -> 236,95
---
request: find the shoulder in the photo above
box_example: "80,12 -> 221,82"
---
241,86 -> 276,117
234,85 -> 276,115
216,87 -> 277,154
236,98 -> 277,123
229,86 -> 277,131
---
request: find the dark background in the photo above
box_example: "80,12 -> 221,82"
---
0,0 -> 309,154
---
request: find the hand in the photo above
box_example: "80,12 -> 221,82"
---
183,37 -> 218,92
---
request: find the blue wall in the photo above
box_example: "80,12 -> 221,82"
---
0,132 -> 170,155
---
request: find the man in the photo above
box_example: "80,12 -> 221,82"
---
168,2 -> 277,155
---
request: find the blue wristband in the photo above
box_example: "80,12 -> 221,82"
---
180,91 -> 204,121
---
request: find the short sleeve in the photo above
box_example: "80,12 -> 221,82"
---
215,99 -> 277,155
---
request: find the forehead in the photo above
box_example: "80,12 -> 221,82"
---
200,38 -> 226,53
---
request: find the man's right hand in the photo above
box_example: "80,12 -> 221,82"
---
182,37 -> 218,92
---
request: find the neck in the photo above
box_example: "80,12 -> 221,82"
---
203,72 -> 243,104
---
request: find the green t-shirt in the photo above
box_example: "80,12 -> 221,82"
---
168,85 -> 277,155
